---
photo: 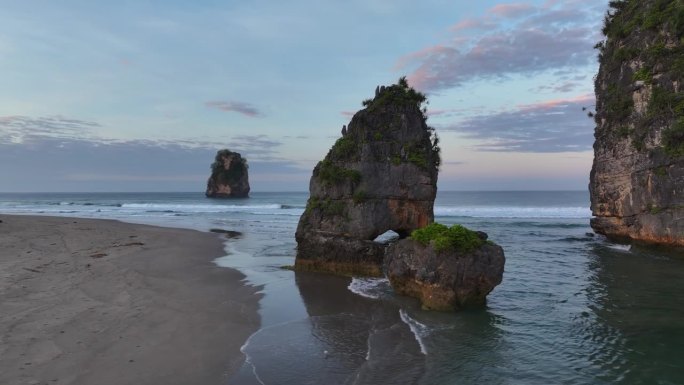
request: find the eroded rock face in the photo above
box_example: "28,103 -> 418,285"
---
385,236 -> 505,311
295,234 -> 386,277
206,149 -> 250,198
590,0 -> 684,246
295,80 -> 440,276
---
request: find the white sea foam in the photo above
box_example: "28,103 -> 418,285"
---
434,206 -> 591,219
240,335 -> 266,385
399,309 -> 428,355
122,203 -> 283,211
366,332 -> 372,360
214,242 -> 253,268
1,196 -> 591,220
606,243 -> 632,252
348,278 -> 391,300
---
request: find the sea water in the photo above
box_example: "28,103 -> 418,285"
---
1,191 -> 683,384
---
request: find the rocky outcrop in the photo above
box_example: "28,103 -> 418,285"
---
206,149 -> 250,198
295,78 -> 440,276
385,225 -> 505,311
590,0 -> 684,246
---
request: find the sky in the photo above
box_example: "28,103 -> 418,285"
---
0,0 -> 609,192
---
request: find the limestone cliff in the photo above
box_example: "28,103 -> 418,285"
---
206,149 -> 250,198
295,78 -> 440,276
590,0 -> 684,246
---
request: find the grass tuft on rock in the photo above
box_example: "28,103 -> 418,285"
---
317,160 -> 361,186
410,223 -> 485,253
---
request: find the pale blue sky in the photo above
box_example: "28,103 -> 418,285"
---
0,0 -> 608,192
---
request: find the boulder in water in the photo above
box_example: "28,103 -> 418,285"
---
385,224 -> 505,311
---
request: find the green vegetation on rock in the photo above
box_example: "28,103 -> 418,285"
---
604,84 -> 633,123
602,0 -> 684,40
407,149 -> 428,169
349,77 -> 441,170
306,197 -> 346,216
597,0 -> 684,155
632,68 -> 652,83
654,165 -> 668,176
648,87 -> 684,117
352,190 -> 368,204
410,223 -> 485,253
317,159 -> 361,186
663,118 -> 684,155
362,76 -> 428,112
331,136 -> 357,159
647,202 -> 664,214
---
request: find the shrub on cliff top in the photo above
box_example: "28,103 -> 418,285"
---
411,223 -> 485,253
331,136 -> 357,159
363,76 -> 427,111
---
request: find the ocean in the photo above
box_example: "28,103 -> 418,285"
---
1,191 -> 683,384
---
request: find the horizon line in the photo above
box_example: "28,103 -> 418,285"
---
0,189 -> 589,194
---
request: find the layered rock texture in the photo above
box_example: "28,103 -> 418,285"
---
295,79 -> 440,276
206,149 -> 250,198
386,228 -> 505,311
590,0 -> 684,246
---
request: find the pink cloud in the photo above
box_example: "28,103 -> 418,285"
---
205,101 -> 263,118
427,106 -> 489,117
440,94 -> 596,152
489,3 -> 535,18
395,0 -> 601,92
516,93 -> 594,111
394,44 -> 453,71
0,115 -> 20,123
450,18 -> 497,32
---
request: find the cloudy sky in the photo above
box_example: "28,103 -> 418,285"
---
0,0 -> 608,192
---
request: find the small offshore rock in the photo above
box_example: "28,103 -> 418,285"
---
206,149 -> 250,198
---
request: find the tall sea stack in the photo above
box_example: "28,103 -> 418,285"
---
206,149 -> 250,198
590,0 -> 684,246
294,78 -> 440,276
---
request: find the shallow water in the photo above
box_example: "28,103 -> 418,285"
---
2,191 -> 683,384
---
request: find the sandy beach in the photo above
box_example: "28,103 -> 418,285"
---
0,215 -> 261,385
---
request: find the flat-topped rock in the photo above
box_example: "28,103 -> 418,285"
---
385,225 -> 505,311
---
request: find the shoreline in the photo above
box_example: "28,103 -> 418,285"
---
0,214 -> 262,385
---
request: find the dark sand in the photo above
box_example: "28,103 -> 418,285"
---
0,215 -> 261,385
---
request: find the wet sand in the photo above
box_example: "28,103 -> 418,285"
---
0,215 -> 261,385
